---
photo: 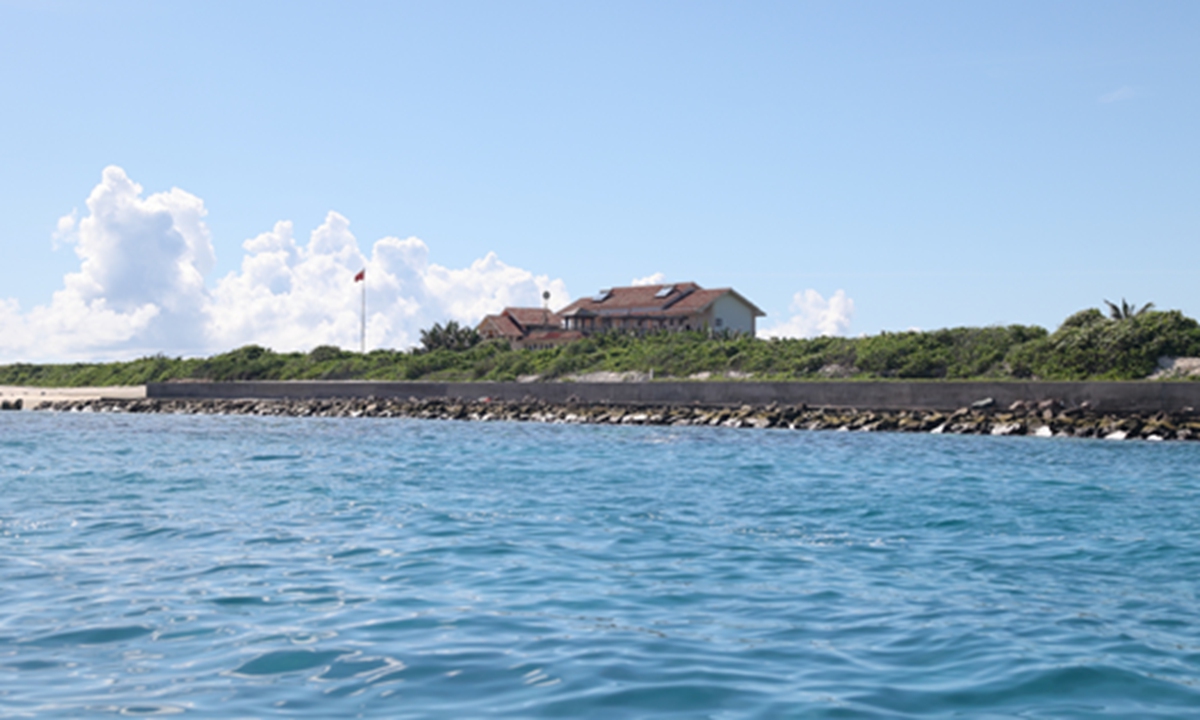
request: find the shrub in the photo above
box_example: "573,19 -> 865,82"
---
3,307 -> 1197,386
1008,310 -> 1200,379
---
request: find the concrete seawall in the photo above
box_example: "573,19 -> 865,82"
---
146,380 -> 1200,413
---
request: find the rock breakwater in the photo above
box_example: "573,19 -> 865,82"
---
32,397 -> 1200,441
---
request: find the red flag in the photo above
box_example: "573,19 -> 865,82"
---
354,269 -> 365,282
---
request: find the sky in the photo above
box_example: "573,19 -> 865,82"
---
1,1 -> 1197,361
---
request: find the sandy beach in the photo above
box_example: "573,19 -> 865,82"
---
0,385 -> 146,409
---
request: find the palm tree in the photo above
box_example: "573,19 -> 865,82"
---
419,321 -> 481,352
1103,298 -> 1155,320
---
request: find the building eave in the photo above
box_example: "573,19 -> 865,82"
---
694,288 -> 766,317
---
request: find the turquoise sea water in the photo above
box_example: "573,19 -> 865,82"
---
2,413 -> 1199,718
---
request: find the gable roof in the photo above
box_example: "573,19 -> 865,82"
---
477,312 -> 524,339
504,307 -> 560,331
558,282 -> 764,318
477,306 -> 565,340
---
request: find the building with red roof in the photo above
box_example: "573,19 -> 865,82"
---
477,306 -> 582,350
558,282 -> 764,336
477,282 -> 764,348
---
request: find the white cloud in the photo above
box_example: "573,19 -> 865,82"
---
209,213 -> 568,352
52,210 -> 78,249
1099,86 -> 1135,104
0,166 -> 212,361
758,289 -> 855,339
631,272 -> 666,286
0,166 -> 569,362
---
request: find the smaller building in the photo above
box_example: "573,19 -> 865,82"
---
477,307 -> 582,350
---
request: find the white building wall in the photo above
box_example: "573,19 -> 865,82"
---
709,294 -> 757,335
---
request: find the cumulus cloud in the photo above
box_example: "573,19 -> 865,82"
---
0,166 -> 569,362
209,213 -> 567,352
0,166 -> 212,360
758,289 -> 855,339
631,272 -> 666,286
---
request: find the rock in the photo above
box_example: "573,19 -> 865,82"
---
1148,356 -> 1200,380
990,423 -> 1023,436
22,396 -> 1200,442
817,363 -> 856,378
565,371 -> 651,383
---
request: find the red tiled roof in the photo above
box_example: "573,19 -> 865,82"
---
558,282 -> 764,318
504,307 -> 561,330
477,313 -> 523,339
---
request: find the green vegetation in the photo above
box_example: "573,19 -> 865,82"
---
418,321 -> 481,353
4,306 -> 1200,387
1104,298 -> 1154,320
1008,308 -> 1200,380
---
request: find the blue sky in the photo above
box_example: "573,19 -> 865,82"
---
1,1 -> 1197,359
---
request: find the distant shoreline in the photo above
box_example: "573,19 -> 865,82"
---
143,379 -> 1200,414
0,385 -> 145,410
6,378 -> 1199,416
10,380 -> 1200,442
26,395 -> 1200,442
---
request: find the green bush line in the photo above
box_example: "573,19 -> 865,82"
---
4,308 -> 1200,387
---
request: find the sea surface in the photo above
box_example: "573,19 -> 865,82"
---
2,412 -> 1199,718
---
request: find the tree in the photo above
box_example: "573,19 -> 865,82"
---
418,321 -> 481,353
1104,298 -> 1155,321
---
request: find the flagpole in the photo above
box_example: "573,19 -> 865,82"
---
360,272 -> 366,354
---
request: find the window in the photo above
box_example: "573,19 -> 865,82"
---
715,317 -> 724,328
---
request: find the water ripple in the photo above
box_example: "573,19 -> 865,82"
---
1,412 -> 1199,717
